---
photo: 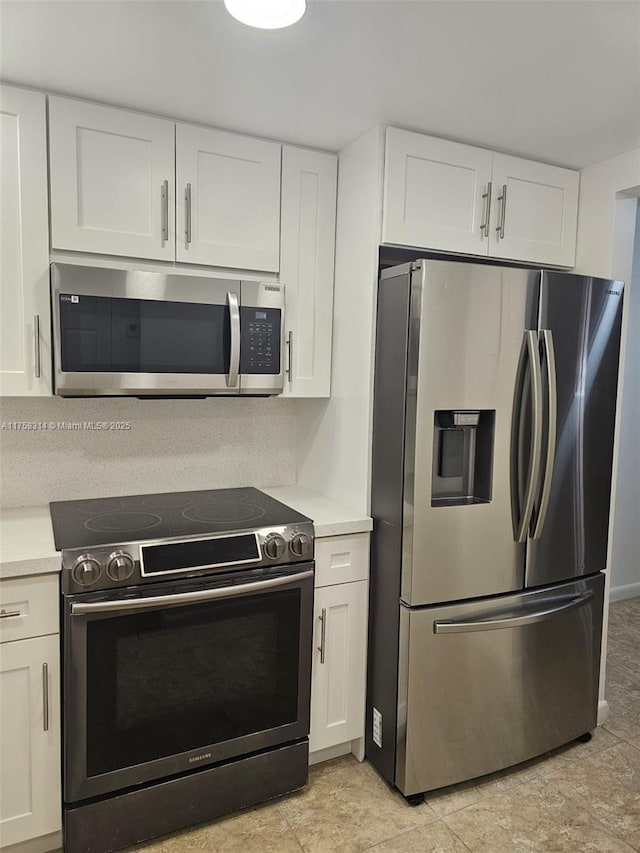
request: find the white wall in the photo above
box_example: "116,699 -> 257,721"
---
575,147 -> 640,280
0,396 -> 297,507
575,148 -> 640,715
609,200 -> 640,600
297,127 -> 383,514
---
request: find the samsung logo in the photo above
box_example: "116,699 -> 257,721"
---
605,290 -> 622,296
188,752 -> 212,764
264,285 -> 281,292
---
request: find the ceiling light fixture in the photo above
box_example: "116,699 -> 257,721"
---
224,0 -> 306,30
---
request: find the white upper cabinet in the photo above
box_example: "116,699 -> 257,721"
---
382,127 -> 580,267
280,146 -> 337,398
176,124 -> 281,271
383,127 -> 493,255
489,153 -> 579,267
0,85 -> 51,396
49,97 -> 175,261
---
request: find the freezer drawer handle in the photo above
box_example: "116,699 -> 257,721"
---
70,570 -> 314,616
433,591 -> 593,634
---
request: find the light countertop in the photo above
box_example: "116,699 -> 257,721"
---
0,487 -> 372,581
262,485 -> 372,538
0,506 -> 60,579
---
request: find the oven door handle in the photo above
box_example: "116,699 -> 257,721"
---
70,569 -> 314,616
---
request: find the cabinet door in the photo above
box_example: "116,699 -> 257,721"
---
176,124 -> 281,270
280,146 -> 337,397
310,580 -> 368,753
0,634 -> 61,846
49,97 -> 175,261
0,85 -> 51,396
489,153 -> 579,266
382,127 -> 492,255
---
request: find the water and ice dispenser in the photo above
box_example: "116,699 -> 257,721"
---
431,410 -> 495,507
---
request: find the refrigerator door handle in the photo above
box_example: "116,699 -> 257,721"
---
532,329 -> 557,539
511,330 -> 543,542
433,591 -> 593,634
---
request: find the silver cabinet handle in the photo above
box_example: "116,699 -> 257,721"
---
0,609 -> 21,619
434,592 -> 593,634
286,330 -> 293,383
161,179 -> 169,242
71,570 -> 313,616
185,183 -> 192,244
42,662 -> 49,731
33,315 -> 41,379
480,181 -> 492,238
317,607 -> 327,664
495,183 -> 507,239
227,291 -> 240,389
511,331 -> 543,543
532,328 -> 557,540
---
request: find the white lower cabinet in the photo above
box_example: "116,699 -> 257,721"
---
0,574 -> 61,852
0,633 -> 61,848
309,580 -> 368,753
310,533 -> 369,756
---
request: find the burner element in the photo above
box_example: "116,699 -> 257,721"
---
85,512 -> 162,534
182,503 -> 267,525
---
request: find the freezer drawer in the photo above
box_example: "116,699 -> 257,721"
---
396,574 -> 603,796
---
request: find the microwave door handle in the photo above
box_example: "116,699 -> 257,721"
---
227,292 -> 240,388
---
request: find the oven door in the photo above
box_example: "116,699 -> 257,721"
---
52,263 -> 242,396
63,564 -> 313,803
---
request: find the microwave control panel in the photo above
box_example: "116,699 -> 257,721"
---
240,307 -> 281,374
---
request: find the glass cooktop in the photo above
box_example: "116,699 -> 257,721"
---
50,487 -> 310,550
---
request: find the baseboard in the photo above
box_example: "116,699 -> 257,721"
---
2,831 -> 62,853
609,582 -> 640,602
597,699 -> 610,725
308,742 -> 352,766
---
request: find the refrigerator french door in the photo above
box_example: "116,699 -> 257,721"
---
367,259 -> 623,795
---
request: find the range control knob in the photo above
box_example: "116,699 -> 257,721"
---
263,533 -> 286,561
290,532 -> 311,557
72,554 -> 102,587
106,551 -> 135,582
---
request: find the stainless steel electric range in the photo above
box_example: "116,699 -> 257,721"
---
50,487 -> 314,853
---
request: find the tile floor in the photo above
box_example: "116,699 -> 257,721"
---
135,596 -> 640,853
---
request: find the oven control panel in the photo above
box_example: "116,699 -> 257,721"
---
60,522 -> 314,594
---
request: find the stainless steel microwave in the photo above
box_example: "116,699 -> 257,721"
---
51,264 -> 284,397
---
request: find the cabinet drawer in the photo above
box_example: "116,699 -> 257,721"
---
0,574 -> 59,643
315,534 -> 369,588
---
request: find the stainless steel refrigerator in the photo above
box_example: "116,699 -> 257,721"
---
367,259 -> 624,798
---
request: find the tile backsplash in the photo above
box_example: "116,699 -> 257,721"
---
0,396 -> 297,508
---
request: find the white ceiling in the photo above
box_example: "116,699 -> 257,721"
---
1,0 -> 638,168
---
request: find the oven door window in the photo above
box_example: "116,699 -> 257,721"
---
59,294 -> 230,374
85,588 -> 301,777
